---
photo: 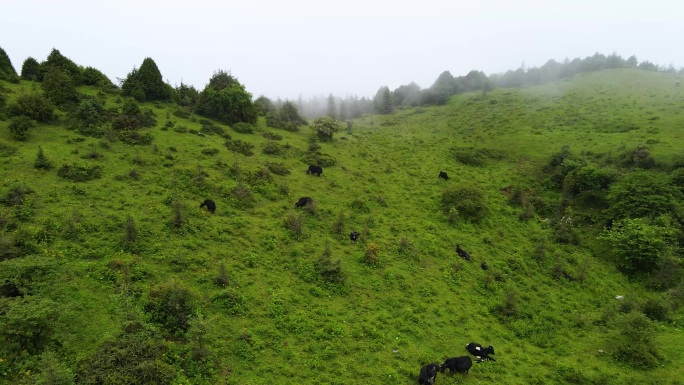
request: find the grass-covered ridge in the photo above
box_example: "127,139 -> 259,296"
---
0,68 -> 683,384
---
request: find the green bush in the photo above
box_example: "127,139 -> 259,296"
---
7,93 -> 55,122
1,296 -> 59,354
611,312 -> 660,369
57,164 -> 103,182
76,321 -> 176,384
265,162 -> 291,176
263,141 -> 286,155
599,217 -> 674,274
441,185 -> 488,222
233,122 -> 254,134
34,146 -> 53,169
69,96 -> 110,136
262,131 -> 283,141
119,130 -> 153,145
146,280 -> 198,334
8,115 -> 36,140
607,171 -> 683,220
224,138 -> 254,156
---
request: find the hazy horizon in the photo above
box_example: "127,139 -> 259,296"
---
2,0 -> 683,100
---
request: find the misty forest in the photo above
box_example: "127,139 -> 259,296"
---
0,46 -> 683,384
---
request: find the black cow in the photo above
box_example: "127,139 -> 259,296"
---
350,231 -> 360,241
481,261 -> 489,270
440,356 -> 472,374
466,342 -> 496,362
200,199 -> 216,213
456,245 -> 471,261
418,363 -> 440,385
295,197 -> 313,208
439,171 -> 449,180
307,165 -> 323,176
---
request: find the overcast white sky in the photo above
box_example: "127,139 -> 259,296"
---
2,0 -> 683,100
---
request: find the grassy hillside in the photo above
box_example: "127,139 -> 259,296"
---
0,68 -> 682,384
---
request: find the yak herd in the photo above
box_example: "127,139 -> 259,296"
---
200,166 -> 498,383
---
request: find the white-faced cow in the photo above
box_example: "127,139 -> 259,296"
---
466,342 -> 496,362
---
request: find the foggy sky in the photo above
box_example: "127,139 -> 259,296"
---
2,0 -> 683,100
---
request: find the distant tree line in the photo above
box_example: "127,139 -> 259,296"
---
293,52 -> 684,118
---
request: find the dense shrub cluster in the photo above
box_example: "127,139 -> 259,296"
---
57,164 -> 103,182
441,185 -> 488,222
224,138 -> 254,156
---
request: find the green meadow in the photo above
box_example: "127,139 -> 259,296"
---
1,68 -> 683,384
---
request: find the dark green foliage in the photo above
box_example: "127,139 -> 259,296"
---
8,115 -> 36,140
215,263 -> 230,287
112,98 -> 157,130
201,147 -> 220,156
43,48 -> 82,85
232,122 -> 254,134
119,130 -> 154,145
199,119 -> 226,136
196,70 -> 257,125
76,321 -> 176,385
7,93 -> 56,122
441,185 -> 488,222
620,145 -> 656,169
562,163 -> 618,204
224,138 -> 254,156
81,66 -> 115,92
600,217 -> 674,274
174,82 -> 199,107
607,171 -> 683,220
363,243 -> 381,266
262,141 -> 286,155
122,215 -> 138,244
373,86 -> 393,114
268,101 -> 307,131
171,199 -> 184,228
34,146 -> 53,169
311,116 -> 341,142
57,164 -> 103,182
35,350 -> 76,385
146,280 -> 198,334
301,152 -> 337,167
315,253 -> 346,285
0,46 -> 19,82
262,131 -> 283,141
254,95 -> 274,116
21,57 -> 41,81
1,296 -> 59,354
670,168 -> 684,193
69,96 -> 110,136
611,312 -> 660,369
284,213 -> 304,238
265,162 -> 291,176
121,57 -> 172,102
42,66 -> 80,106
1,184 -> 34,206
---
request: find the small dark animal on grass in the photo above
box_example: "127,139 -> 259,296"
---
456,245 -> 471,261
440,356 -> 472,374
481,261 -> 489,270
295,197 -> 313,208
200,199 -> 216,213
439,171 -> 449,180
307,165 -> 323,176
466,342 -> 496,362
418,363 -> 440,385
350,231 -> 360,241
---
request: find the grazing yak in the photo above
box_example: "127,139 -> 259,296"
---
481,261 -> 489,270
466,342 -> 496,362
295,197 -> 313,208
456,245 -> 471,261
307,165 -> 323,176
418,363 -> 440,385
350,231 -> 360,241
200,199 -> 216,213
439,171 -> 449,180
440,356 -> 472,374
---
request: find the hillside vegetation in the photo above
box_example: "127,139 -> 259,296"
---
1,68 -> 683,385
